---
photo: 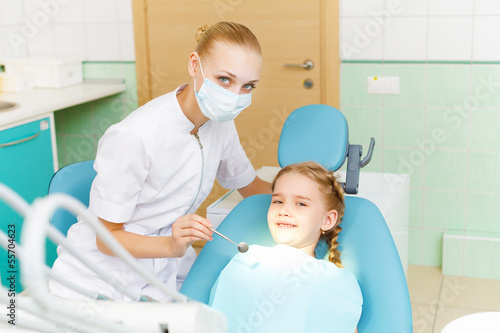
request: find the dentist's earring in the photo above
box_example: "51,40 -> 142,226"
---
321,229 -> 326,235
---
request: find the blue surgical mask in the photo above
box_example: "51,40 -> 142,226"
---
193,58 -> 252,122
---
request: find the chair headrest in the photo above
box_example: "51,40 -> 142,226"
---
278,104 -> 349,172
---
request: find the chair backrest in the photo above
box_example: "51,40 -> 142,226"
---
181,105 -> 412,332
47,160 -> 96,236
278,104 -> 348,172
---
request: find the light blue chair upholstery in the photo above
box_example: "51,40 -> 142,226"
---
48,160 -> 96,236
181,105 -> 412,332
278,104 -> 349,172
46,160 -> 96,266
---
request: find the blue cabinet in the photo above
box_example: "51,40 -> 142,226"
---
0,116 -> 56,292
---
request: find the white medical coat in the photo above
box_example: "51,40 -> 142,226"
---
50,84 -> 256,301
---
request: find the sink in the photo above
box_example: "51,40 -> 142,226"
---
0,101 -> 18,112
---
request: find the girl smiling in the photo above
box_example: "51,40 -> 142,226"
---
210,161 -> 362,332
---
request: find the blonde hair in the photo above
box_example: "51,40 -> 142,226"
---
271,161 -> 345,268
195,21 -> 262,56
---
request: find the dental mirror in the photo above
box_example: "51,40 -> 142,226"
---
209,227 -> 249,253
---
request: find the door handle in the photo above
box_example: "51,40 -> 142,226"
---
284,59 -> 314,70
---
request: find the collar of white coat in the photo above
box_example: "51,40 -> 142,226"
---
175,83 -> 208,133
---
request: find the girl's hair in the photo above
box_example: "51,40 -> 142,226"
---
195,21 -> 262,56
271,161 -> 345,268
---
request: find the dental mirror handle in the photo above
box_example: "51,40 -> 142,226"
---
209,227 -> 238,246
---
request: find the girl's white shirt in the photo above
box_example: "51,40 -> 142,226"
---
210,244 -> 363,332
50,84 -> 256,301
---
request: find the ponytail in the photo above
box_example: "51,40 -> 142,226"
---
322,171 -> 345,268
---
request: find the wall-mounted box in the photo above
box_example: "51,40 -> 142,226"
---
2,57 -> 84,89
367,76 -> 400,94
0,73 -> 35,92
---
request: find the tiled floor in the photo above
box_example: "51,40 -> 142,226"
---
407,265 -> 500,332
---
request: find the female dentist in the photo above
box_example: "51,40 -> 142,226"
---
50,21 -> 271,301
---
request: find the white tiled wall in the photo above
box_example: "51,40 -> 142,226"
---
0,0 -> 135,61
340,0 -> 500,61
2,1 -> 498,63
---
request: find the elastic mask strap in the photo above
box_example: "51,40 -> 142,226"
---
194,57 -> 207,94
198,58 -> 207,81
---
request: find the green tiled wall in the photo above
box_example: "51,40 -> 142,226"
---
340,63 -> 500,277
54,62 -> 138,167
443,231 -> 500,279
427,65 -> 471,107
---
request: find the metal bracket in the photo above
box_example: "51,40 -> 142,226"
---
341,138 -> 376,194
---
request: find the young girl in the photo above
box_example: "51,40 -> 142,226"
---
209,161 -> 362,332
50,22 -> 271,302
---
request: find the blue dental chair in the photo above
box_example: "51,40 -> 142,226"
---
48,159 -> 96,236
180,105 -> 413,332
46,159 -> 96,266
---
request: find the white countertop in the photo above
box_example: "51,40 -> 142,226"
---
0,79 -> 126,129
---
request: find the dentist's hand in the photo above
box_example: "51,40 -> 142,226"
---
96,216 -> 213,259
170,214 -> 213,257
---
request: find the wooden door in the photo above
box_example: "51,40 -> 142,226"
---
132,0 -> 339,215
